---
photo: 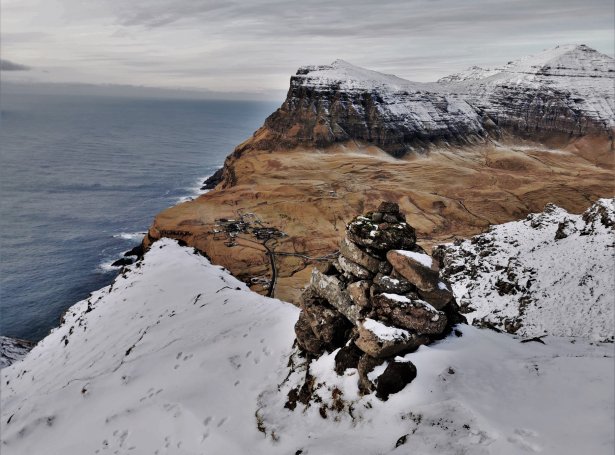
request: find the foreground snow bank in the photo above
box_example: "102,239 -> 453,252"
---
438,198 -> 615,340
2,239 -> 613,454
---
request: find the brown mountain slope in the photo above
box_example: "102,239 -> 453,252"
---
146,139 -> 613,303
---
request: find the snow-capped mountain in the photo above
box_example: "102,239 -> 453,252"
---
2,237 -> 613,454
436,198 -> 615,340
442,45 -> 615,138
242,45 -> 613,156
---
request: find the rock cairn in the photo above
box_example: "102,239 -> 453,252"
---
294,201 -> 465,400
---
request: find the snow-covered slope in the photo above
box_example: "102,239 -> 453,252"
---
2,239 -> 614,454
437,198 -> 615,340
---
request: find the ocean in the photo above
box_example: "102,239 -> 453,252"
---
0,91 -> 277,341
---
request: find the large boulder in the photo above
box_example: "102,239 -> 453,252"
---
355,318 -> 428,358
386,250 -> 440,292
371,293 -> 447,335
339,236 -> 381,273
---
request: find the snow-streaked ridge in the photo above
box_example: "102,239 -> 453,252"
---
294,44 -> 614,131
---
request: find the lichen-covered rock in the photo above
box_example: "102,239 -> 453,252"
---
294,312 -> 325,355
370,293 -> 447,335
310,269 -> 360,323
386,250 -> 440,292
339,236 -> 381,272
347,216 -> 417,252
355,318 -> 428,358
337,255 -> 372,280
347,280 -> 370,309
301,289 -> 352,347
373,273 -> 415,294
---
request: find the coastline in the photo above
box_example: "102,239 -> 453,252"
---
0,168 -> 224,361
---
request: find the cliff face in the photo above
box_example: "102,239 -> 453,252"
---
238,45 -> 614,158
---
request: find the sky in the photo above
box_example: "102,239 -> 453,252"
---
1,0 -> 614,99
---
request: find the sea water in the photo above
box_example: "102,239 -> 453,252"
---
0,91 -> 277,340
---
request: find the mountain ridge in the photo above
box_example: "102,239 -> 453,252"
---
235,44 -> 613,159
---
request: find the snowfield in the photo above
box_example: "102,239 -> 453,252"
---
439,198 -> 615,341
1,239 -> 613,454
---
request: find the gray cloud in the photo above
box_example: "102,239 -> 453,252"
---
1,0 -> 613,95
0,59 -> 31,71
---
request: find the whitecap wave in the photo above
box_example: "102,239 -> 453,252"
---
113,232 -> 147,241
97,260 -> 121,273
174,170 -> 220,205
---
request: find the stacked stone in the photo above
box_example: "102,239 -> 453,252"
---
294,201 -> 465,400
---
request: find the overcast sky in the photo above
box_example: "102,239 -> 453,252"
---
1,0 -> 613,99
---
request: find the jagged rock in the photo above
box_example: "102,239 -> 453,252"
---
201,168 -> 224,190
339,236 -> 381,272
582,198 -> 615,234
124,244 -> 144,258
372,273 -> 415,294
554,218 -> 577,240
370,293 -> 447,335
337,255 -> 372,280
111,257 -> 133,267
347,281 -> 370,309
334,343 -> 363,375
309,269 -> 360,323
357,354 -> 385,394
417,281 -> 454,310
301,289 -> 351,347
294,312 -> 325,355
386,250 -> 440,292
355,318 -> 428,358
375,360 -> 417,401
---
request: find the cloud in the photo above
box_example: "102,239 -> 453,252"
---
0,0 -> 612,94
0,59 -> 31,71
